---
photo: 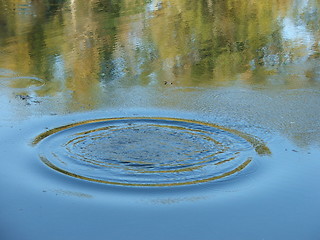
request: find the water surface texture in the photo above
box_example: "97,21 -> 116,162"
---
33,117 -> 270,186
1,0 -> 320,240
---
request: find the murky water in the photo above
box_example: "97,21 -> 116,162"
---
1,0 -> 320,239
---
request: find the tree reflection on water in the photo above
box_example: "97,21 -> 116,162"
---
1,0 -> 319,88
0,0 -> 320,146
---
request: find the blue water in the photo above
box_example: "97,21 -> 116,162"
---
1,107 -> 320,239
1,0 -> 320,239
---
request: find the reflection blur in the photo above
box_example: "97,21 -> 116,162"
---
1,2 -> 320,239
1,0 -> 320,89
0,0 -> 320,146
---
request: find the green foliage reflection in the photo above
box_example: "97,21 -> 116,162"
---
0,0 -> 319,92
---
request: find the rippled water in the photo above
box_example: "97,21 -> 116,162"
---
33,117 -> 270,186
1,0 -> 320,239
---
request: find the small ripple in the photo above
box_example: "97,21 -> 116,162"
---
0,68 -> 17,76
0,76 -> 45,90
33,117 -> 271,187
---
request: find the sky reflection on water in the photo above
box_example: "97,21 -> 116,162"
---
0,0 -> 320,240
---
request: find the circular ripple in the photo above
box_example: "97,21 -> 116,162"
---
33,117 -> 271,187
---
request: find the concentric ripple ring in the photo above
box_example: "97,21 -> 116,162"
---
33,117 -> 271,187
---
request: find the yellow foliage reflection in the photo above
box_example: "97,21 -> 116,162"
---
0,0 -> 319,96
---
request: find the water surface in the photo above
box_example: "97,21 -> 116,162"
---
1,0 -> 320,239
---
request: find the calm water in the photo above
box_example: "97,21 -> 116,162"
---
1,0 -> 320,239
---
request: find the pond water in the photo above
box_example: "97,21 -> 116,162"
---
1,0 -> 320,239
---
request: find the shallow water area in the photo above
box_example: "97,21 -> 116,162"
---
1,0 -> 320,239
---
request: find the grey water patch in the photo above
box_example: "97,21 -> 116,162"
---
33,117 -> 271,187
50,189 -> 93,199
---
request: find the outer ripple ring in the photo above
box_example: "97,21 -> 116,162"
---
33,117 -> 271,187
